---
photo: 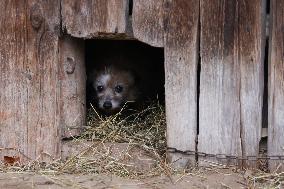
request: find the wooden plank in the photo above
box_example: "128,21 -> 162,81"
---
0,0 -> 61,162
238,0 -> 266,168
268,0 -> 284,172
132,0 -> 164,47
164,0 -> 199,168
199,0 -> 265,167
59,37 -> 86,138
238,0 -> 265,168
62,0 -> 128,38
199,0 -> 241,166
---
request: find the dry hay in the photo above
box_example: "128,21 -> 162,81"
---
85,101 -> 166,156
245,166 -> 284,189
59,101 -> 170,178
1,102 -> 282,188
0,101 -> 172,179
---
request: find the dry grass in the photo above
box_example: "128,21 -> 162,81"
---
246,167 -> 284,188
0,101 -> 172,179
84,101 -> 166,156
58,101 -> 170,178
0,102 -> 283,188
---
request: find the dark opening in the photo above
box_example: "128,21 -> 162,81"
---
259,37 -> 269,170
258,0 -> 270,170
195,1 -> 201,163
266,0 -> 270,14
128,0 -> 133,16
262,38 -> 269,129
261,0 -> 270,130
85,39 -> 165,114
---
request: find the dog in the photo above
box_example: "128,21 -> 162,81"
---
90,65 -> 139,115
86,40 -> 164,115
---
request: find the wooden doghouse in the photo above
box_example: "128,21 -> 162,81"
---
0,0 -> 283,171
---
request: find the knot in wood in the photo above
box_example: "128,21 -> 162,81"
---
65,57 -> 76,74
30,4 -> 43,30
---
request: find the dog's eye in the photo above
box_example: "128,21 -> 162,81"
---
96,85 -> 104,92
114,85 -> 123,93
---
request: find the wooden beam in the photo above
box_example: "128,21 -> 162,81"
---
0,0 -> 61,162
268,0 -> 284,172
59,36 -> 86,138
132,0 -> 164,47
62,0 -> 128,38
199,0 -> 265,167
164,0 -> 199,168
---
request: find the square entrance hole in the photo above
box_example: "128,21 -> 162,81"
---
85,39 -> 165,114
81,39 -> 166,175
62,38 -> 166,175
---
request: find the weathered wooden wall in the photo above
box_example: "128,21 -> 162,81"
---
0,0 -> 61,161
132,0 -> 164,47
268,0 -> 284,171
59,37 -> 86,138
62,0 -> 129,38
1,0 -> 284,171
199,0 -> 265,167
164,0 -> 199,167
61,0 -> 164,47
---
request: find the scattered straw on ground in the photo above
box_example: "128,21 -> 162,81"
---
245,168 -> 284,188
0,101 -> 172,179
0,102 -> 283,188
57,101 -> 170,178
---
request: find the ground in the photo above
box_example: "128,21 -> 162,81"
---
1,141 -> 280,189
0,172 -> 243,189
0,168 -> 275,189
0,116 -> 278,189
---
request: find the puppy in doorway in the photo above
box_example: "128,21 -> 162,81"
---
86,40 -> 164,116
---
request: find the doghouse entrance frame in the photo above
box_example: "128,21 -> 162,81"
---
59,0 -> 199,168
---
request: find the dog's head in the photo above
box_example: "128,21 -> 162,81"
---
92,66 -> 138,114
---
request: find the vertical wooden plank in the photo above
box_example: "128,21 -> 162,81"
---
199,0 -> 241,166
268,0 -> 284,171
0,0 -> 61,162
62,0 -> 128,38
59,37 -> 86,138
0,0 -> 27,160
199,0 -> 265,167
132,0 -> 164,47
239,0 -> 266,168
164,0 -> 199,167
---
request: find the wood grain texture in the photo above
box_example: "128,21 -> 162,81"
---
164,0 -> 199,167
132,0 -> 164,47
268,0 -> 284,171
238,0 -> 266,168
59,37 -> 86,138
199,0 -> 265,167
0,0 -> 61,162
62,0 -> 128,38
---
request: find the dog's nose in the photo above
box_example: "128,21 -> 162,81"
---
103,101 -> 112,109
